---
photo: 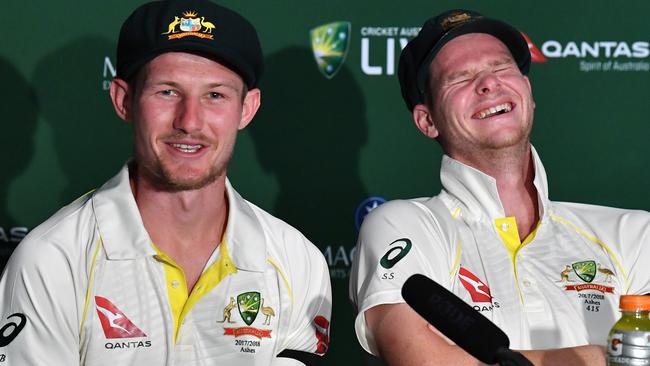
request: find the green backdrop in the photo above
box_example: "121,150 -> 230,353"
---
2,1 -> 649,364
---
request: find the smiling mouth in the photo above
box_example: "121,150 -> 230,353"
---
474,102 -> 513,119
171,143 -> 203,153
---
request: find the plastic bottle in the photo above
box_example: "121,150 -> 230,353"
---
607,295 -> 650,366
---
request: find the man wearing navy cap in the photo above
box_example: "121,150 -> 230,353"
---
350,9 -> 650,365
0,1 -> 331,365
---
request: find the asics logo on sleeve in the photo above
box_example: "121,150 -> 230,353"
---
380,238 -> 412,269
0,313 -> 26,347
95,296 -> 146,338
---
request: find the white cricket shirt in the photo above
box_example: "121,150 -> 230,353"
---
0,165 -> 331,365
350,147 -> 650,355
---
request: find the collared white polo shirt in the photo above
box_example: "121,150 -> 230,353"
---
0,165 -> 331,365
350,147 -> 650,355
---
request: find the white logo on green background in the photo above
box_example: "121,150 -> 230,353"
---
310,21 -> 351,79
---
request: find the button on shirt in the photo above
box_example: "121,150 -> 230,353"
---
350,147 -> 650,354
0,165 -> 332,365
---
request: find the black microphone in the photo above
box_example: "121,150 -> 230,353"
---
402,274 -> 533,366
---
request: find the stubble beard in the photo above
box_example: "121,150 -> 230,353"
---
440,117 -> 533,163
138,149 -> 232,192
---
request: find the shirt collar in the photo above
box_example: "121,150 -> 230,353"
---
222,179 -> 267,272
92,165 -> 154,259
439,145 -> 549,221
92,165 -> 268,271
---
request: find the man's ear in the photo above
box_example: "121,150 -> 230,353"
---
524,75 -> 535,110
110,78 -> 133,122
412,103 -> 439,139
238,88 -> 261,130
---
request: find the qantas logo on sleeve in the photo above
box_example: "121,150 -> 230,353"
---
458,267 -> 493,303
95,296 -> 146,338
313,315 -> 330,354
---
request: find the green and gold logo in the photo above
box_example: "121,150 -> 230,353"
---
310,21 -> 351,79
572,260 -> 596,283
237,292 -> 260,326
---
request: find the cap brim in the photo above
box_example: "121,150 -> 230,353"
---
118,41 -> 255,88
415,18 -> 529,95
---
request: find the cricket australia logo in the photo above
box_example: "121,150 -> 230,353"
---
220,292 -> 274,340
310,21 -> 351,79
237,292 -> 261,326
572,260 -> 596,283
560,261 -> 615,293
162,10 -> 215,40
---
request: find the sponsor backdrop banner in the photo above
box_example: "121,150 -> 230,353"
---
2,1 -> 649,364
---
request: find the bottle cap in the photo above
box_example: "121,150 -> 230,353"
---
620,295 -> 650,311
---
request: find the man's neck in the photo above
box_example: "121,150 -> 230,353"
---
451,143 -> 540,239
130,171 -> 229,291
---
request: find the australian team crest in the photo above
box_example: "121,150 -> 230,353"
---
572,260 -> 597,283
180,16 -> 202,32
237,292 -> 261,326
162,10 -> 215,40
310,21 -> 351,79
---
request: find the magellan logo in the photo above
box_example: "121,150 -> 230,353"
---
322,245 -> 356,280
310,21 -> 351,79
354,196 -> 386,231
102,56 -> 116,91
95,296 -> 146,339
162,10 -> 215,40
458,267 -> 492,303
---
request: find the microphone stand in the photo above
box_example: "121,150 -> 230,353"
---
494,348 -> 534,366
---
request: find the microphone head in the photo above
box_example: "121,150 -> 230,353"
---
402,274 -> 509,364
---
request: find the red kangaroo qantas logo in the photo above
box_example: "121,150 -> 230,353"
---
95,296 -> 146,338
313,316 -> 330,354
458,267 -> 493,303
521,32 -> 547,63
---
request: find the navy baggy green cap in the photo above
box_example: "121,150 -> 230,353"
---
117,0 -> 263,88
398,9 -> 530,111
